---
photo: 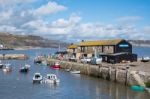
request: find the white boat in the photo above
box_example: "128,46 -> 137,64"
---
33,73 -> 43,83
141,56 -> 150,62
0,63 -> 4,69
25,64 -> 30,68
3,64 -> 12,72
145,88 -> 150,93
42,60 -> 47,65
70,70 -> 80,74
0,60 -> 4,69
20,64 -> 30,73
44,74 -> 60,84
65,68 -> 71,72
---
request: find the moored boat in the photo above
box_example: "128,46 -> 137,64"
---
145,88 -> 150,93
70,70 -> 80,74
44,74 -> 60,84
42,60 -> 47,65
130,85 -> 145,91
141,56 -> 150,62
20,64 -> 30,73
0,63 -> 4,69
0,60 -> 4,69
65,68 -> 71,72
33,73 -> 43,83
2,64 -> 12,72
34,59 -> 42,64
51,62 -> 61,69
34,55 -> 45,64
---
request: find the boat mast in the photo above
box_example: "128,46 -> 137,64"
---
94,47 -> 97,58
58,42 -> 60,52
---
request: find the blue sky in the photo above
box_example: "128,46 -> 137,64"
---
0,0 -> 150,42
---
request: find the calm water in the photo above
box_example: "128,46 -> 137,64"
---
0,47 -> 150,99
133,46 -> 150,57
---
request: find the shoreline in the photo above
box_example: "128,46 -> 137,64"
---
132,45 -> 150,48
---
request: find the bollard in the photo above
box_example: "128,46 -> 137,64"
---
98,64 -> 102,77
108,66 -> 112,80
115,67 -> 118,82
125,66 -> 130,85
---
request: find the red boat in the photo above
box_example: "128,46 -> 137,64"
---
51,62 -> 61,69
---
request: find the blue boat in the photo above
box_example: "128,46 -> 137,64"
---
130,85 -> 145,91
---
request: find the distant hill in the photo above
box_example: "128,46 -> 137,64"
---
128,40 -> 150,47
0,32 -> 68,49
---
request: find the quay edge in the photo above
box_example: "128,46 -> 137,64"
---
47,58 -> 150,87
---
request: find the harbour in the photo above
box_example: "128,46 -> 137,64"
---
0,48 -> 150,99
0,0 -> 150,98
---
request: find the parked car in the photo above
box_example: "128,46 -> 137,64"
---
81,57 -> 92,63
69,57 -> 77,62
90,56 -> 102,65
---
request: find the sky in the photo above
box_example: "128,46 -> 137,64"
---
0,0 -> 150,42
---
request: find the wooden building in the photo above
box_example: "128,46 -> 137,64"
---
67,39 -> 137,63
101,53 -> 137,64
67,44 -> 79,58
79,39 -> 132,57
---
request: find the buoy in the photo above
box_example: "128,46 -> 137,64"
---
130,85 -> 145,91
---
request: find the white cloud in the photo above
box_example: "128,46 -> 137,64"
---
0,1 -> 68,35
0,0 -> 149,42
0,0 -> 36,5
117,16 -> 142,22
0,10 -> 13,21
34,2 -> 67,16
0,25 -> 23,33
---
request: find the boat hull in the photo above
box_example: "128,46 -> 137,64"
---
51,65 -> 61,69
34,60 -> 42,64
45,79 -> 60,84
20,68 -> 29,73
33,79 -> 42,84
70,71 -> 80,74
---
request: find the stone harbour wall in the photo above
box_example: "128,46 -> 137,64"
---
47,59 -> 150,87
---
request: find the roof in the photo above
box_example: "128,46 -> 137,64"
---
79,39 -> 124,46
67,44 -> 78,49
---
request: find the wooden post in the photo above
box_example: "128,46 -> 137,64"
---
115,67 -> 118,82
125,66 -> 130,85
108,66 -> 112,80
99,64 -> 102,77
2,54 -> 5,60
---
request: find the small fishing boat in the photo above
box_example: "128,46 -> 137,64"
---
51,62 -> 61,69
33,73 -> 43,83
70,70 -> 80,74
20,64 -> 30,73
44,74 -> 60,84
34,59 -> 42,64
130,85 -> 145,91
42,60 -> 47,65
65,68 -> 71,72
0,60 -> 4,69
141,56 -> 150,62
2,64 -> 12,72
0,63 -> 4,69
145,88 -> 150,93
34,55 -> 45,64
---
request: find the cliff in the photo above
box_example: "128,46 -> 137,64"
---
128,40 -> 150,47
0,32 -> 68,49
